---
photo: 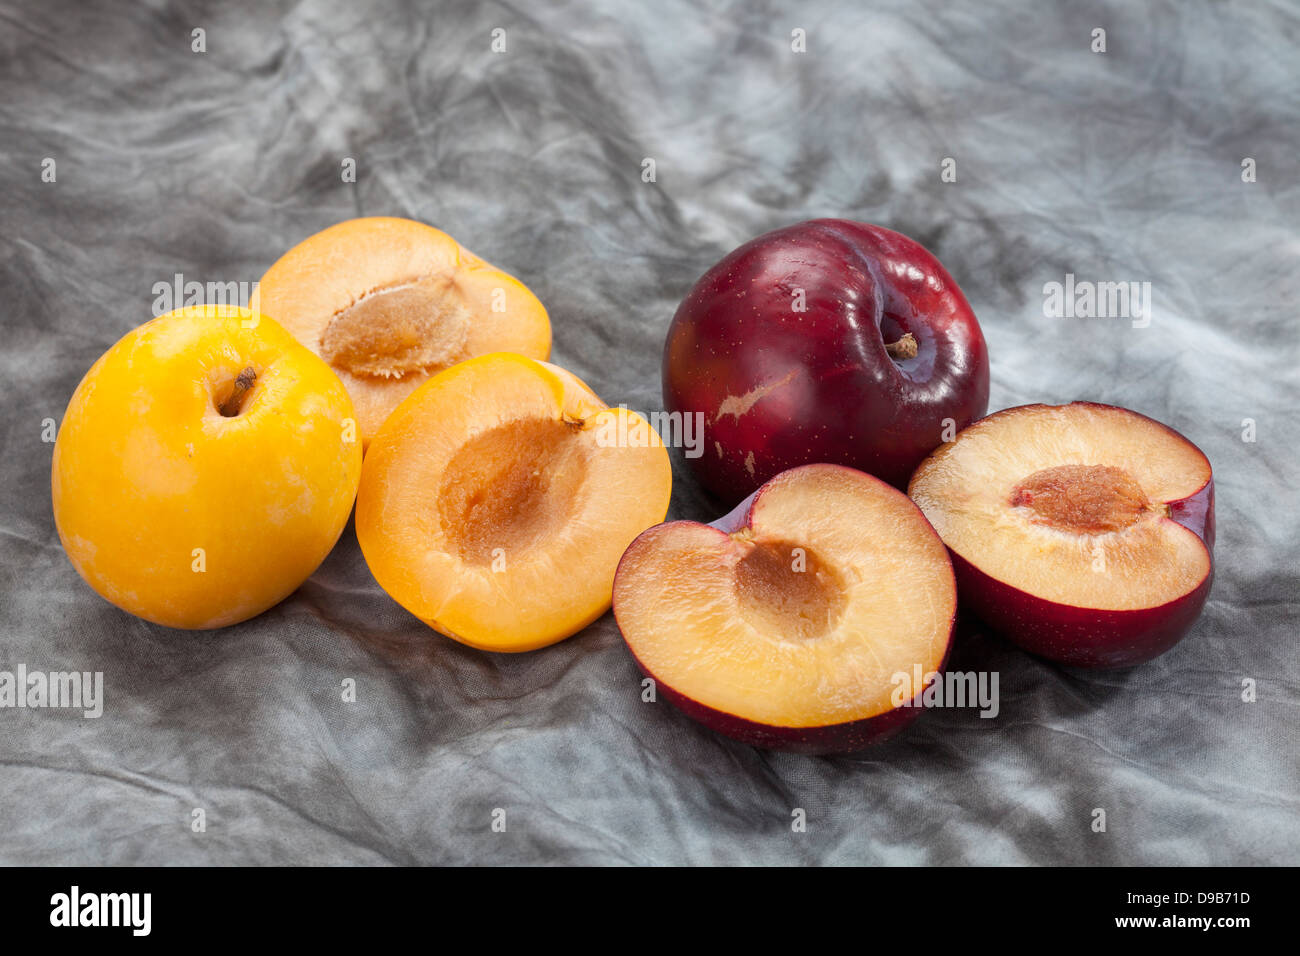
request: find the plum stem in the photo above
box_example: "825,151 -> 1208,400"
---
219,366 -> 257,417
885,332 -> 919,360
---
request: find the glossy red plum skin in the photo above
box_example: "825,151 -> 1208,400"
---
951,550 -> 1212,669
663,220 -> 990,503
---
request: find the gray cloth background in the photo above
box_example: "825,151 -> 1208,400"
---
1,0 -> 1296,865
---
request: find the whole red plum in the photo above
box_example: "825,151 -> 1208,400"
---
663,219 -> 990,503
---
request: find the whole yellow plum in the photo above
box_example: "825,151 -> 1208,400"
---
52,306 -> 362,629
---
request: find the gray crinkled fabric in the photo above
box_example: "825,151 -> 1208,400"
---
0,0 -> 1296,865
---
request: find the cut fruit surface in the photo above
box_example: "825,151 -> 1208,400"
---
908,402 -> 1214,667
256,217 -> 550,446
614,464 -> 956,753
356,353 -> 671,652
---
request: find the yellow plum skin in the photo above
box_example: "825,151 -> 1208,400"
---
52,306 -> 362,629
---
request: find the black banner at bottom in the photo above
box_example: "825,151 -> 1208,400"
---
0,865 -> 1282,941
